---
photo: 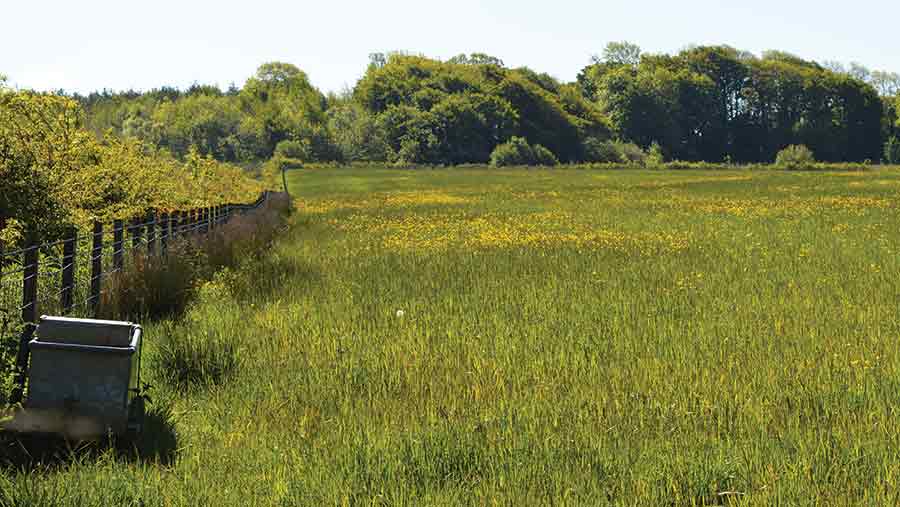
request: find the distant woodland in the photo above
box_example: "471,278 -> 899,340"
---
57,43 -> 898,167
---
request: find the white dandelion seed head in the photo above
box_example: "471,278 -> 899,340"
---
396,309 -> 405,318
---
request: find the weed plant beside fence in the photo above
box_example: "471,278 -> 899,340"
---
0,191 -> 291,405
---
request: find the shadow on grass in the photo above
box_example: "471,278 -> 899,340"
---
0,404 -> 178,472
118,404 -> 179,466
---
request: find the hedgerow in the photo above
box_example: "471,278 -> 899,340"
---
0,87 -> 265,248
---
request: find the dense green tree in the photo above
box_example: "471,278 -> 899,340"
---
53,46 -> 897,167
327,101 -> 388,162
430,92 -> 519,164
0,89 -> 84,243
447,53 -> 505,67
883,97 -> 899,141
239,62 -> 330,160
354,54 -> 605,163
594,62 -> 716,161
594,41 -> 642,67
376,105 -> 441,164
514,67 -> 561,94
885,136 -> 900,164
495,72 -> 583,161
152,95 -> 243,161
583,45 -> 884,162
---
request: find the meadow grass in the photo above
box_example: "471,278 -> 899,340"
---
4,166 -> 900,505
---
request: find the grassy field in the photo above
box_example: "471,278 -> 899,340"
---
4,166 -> 900,505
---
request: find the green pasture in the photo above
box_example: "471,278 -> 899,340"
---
4,166 -> 900,505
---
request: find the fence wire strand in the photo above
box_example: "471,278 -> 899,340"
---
1,192 -> 270,332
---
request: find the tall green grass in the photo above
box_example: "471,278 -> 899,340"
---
4,167 -> 900,505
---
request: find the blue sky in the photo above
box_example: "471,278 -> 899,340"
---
3,0 -> 897,94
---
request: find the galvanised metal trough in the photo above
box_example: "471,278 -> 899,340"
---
4,316 -> 145,439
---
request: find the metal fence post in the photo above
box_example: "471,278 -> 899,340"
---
61,228 -> 76,314
90,222 -> 103,316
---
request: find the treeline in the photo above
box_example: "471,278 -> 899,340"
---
46,44 -> 900,167
580,44 -> 892,163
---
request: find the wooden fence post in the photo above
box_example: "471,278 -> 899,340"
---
61,228 -> 76,314
146,210 -> 156,256
90,222 -> 103,316
113,219 -> 124,272
11,238 -> 39,403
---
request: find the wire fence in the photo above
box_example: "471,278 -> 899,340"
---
0,191 -> 275,403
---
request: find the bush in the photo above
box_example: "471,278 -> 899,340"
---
885,136 -> 900,164
616,141 -> 648,165
274,139 -> 311,161
581,139 -> 652,165
489,137 -> 531,167
582,138 -> 623,163
0,316 -> 20,407
775,145 -> 816,168
647,142 -> 665,166
531,144 -> 560,166
490,137 -> 559,167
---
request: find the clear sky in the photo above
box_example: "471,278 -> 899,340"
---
3,0 -> 897,94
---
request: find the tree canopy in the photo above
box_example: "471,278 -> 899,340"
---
64,47 -> 895,166
582,45 -> 884,162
